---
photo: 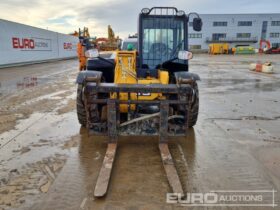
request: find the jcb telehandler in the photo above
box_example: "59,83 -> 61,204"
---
76,7 -> 202,197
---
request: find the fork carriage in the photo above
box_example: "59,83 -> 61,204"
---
81,76 -> 197,197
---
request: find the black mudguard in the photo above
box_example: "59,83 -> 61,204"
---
76,70 -> 103,85
174,71 -> 201,82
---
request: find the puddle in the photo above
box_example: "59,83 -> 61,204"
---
0,111 -> 80,150
202,78 -> 262,88
0,110 -> 81,210
201,78 -> 280,93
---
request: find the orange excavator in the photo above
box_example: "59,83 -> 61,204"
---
259,39 -> 280,54
259,39 -> 271,53
69,31 -> 79,37
96,25 -> 121,51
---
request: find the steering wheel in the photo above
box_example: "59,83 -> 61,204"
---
149,43 -> 169,57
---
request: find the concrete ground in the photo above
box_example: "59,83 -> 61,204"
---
0,55 -> 279,210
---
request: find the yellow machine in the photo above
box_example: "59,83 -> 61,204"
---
76,7 -> 203,197
112,51 -> 169,112
209,43 -> 229,54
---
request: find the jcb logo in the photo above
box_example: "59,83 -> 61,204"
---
12,37 -> 35,49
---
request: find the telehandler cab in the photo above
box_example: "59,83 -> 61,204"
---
76,7 -> 202,197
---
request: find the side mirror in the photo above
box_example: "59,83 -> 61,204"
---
193,18 -> 202,32
85,49 -> 99,58
178,51 -> 193,60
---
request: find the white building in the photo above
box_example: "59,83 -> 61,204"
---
188,13 -> 280,50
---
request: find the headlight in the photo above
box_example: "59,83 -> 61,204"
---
176,10 -> 185,16
85,49 -> 99,58
178,50 -> 193,60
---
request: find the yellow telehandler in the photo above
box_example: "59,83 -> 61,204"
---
76,7 -> 202,197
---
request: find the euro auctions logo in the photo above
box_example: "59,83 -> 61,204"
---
63,42 -> 76,51
12,37 -> 52,51
63,42 -> 72,50
12,37 -> 35,49
167,190 -> 278,207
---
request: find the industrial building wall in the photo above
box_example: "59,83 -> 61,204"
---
0,19 -> 78,67
188,13 -> 280,50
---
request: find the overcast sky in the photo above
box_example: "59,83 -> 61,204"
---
0,0 -> 279,38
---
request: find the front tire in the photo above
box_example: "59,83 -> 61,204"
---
76,82 -> 103,128
177,81 -> 199,128
77,84 -> 86,126
188,82 -> 199,127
